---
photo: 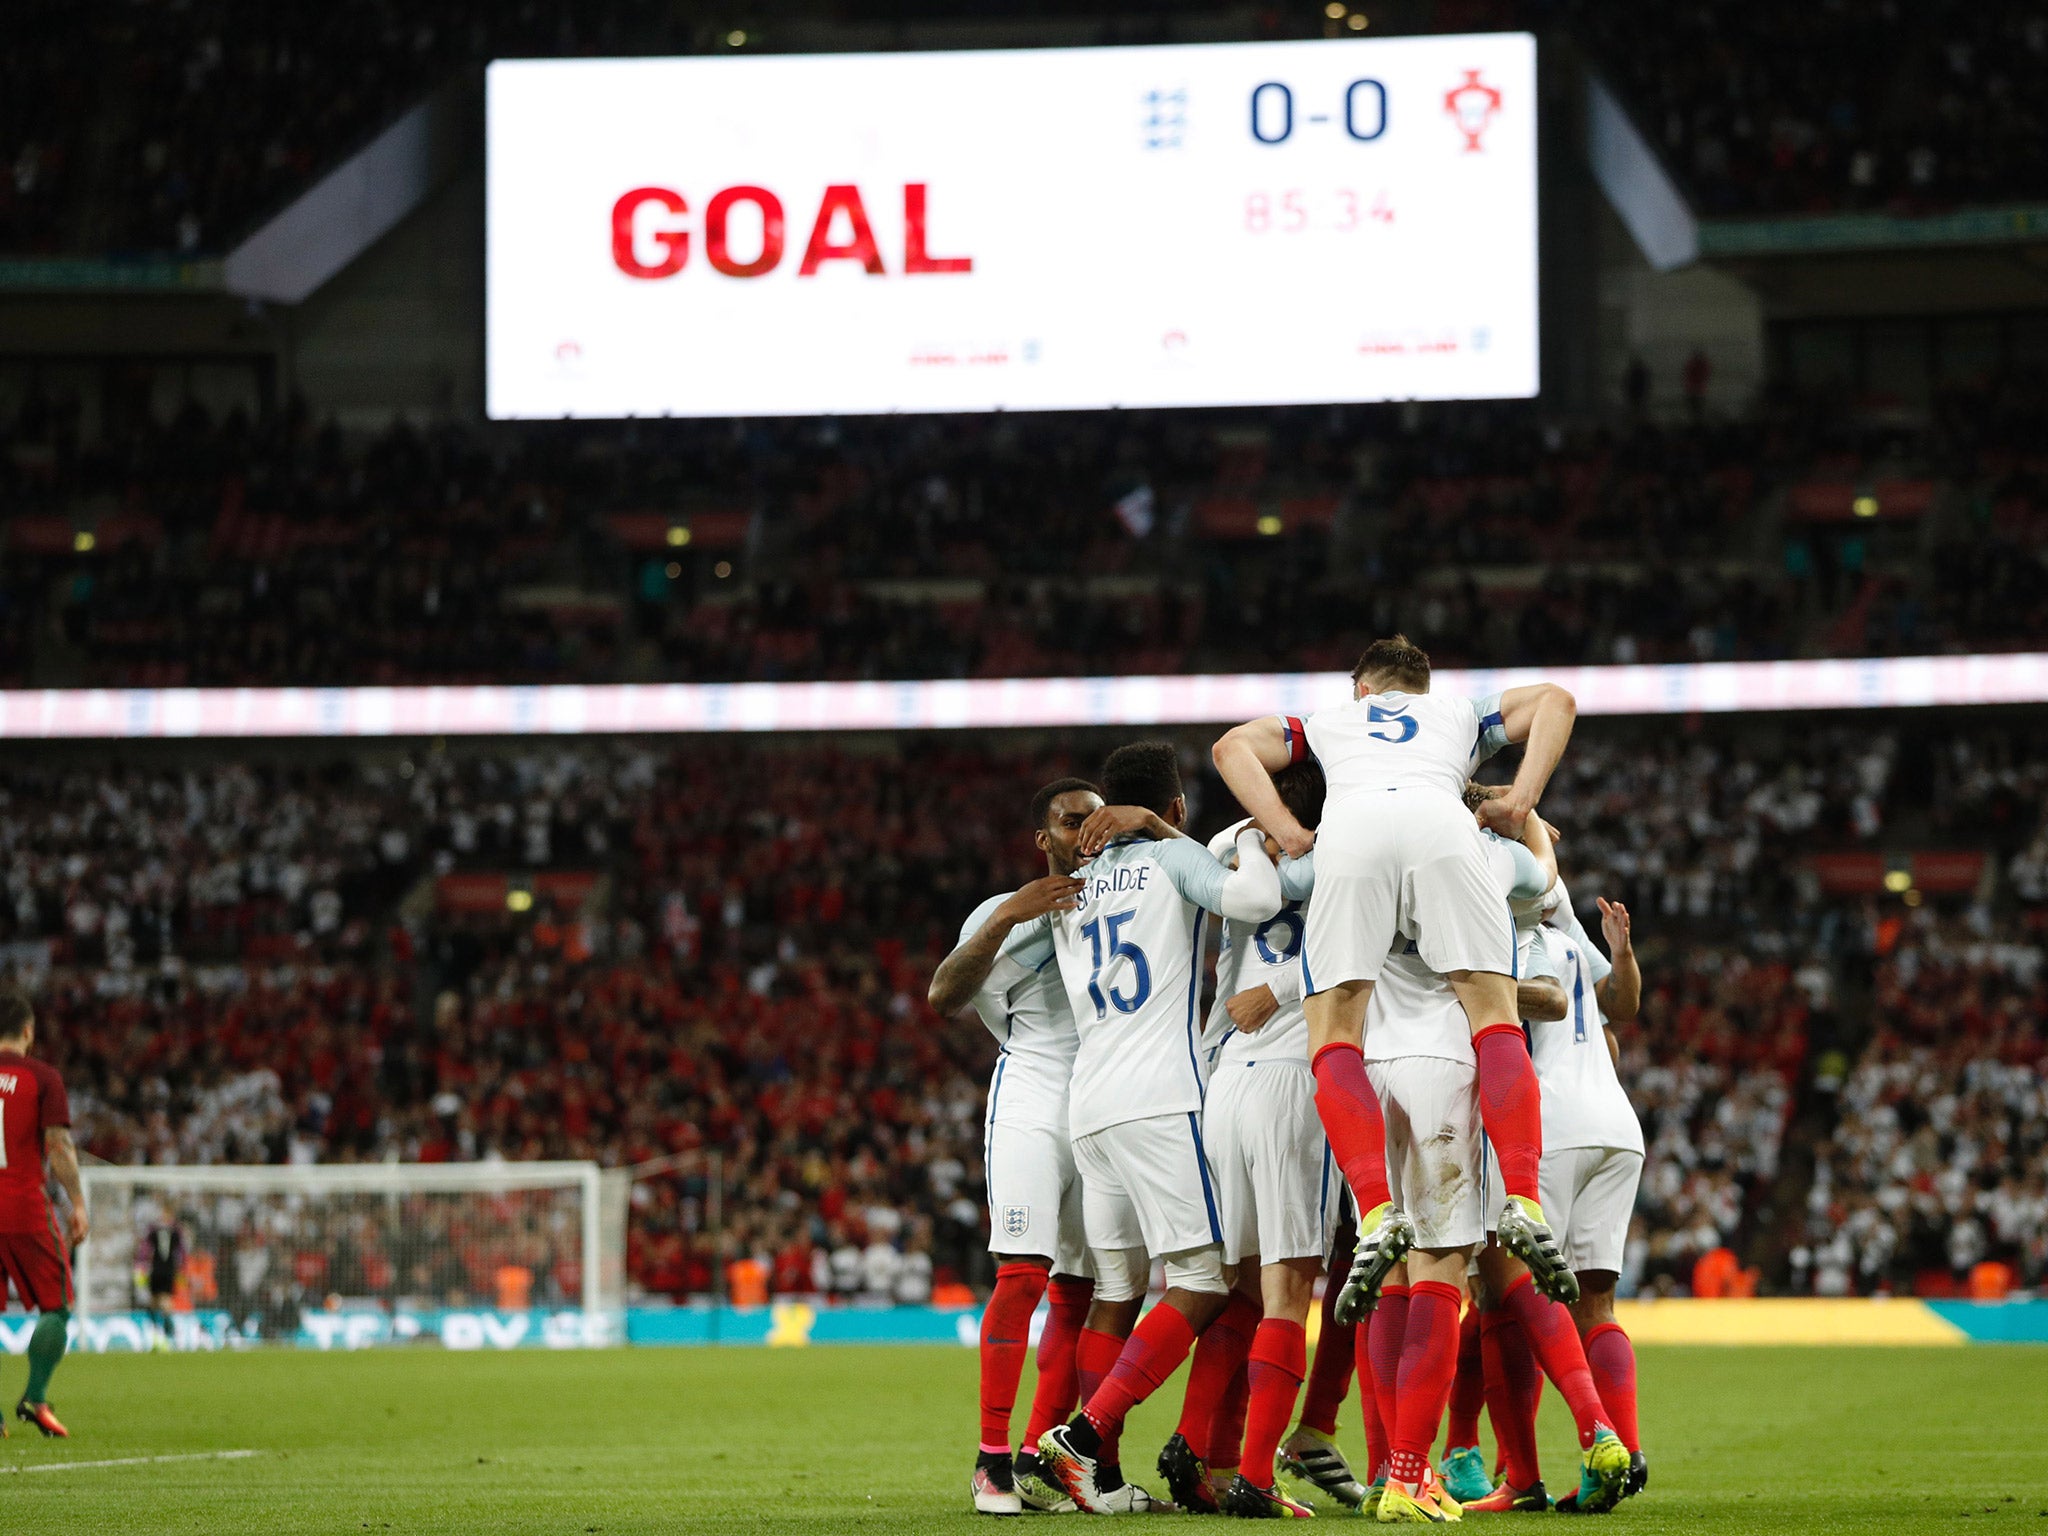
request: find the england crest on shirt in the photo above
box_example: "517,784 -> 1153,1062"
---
1001,1205 -> 1031,1239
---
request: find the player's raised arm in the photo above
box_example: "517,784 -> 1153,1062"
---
1154,827 -> 1284,922
1212,716 -> 1313,858
1595,898 -> 1641,1023
1475,683 -> 1577,836
927,877 -> 1081,1017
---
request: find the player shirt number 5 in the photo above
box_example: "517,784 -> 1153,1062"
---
0,1052 -> 70,1234
1306,689 -> 1510,804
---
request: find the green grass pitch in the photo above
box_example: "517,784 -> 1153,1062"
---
4,1343 -> 2046,1532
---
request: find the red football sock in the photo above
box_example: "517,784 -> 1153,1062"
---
1085,1302 -> 1200,1438
980,1262 -> 1050,1452
1481,1310 -> 1541,1489
1242,1319 -> 1309,1488
1473,1025 -> 1543,1204
1500,1273 -> 1609,1449
1207,1354 -> 1251,1473
1298,1278 -> 1356,1436
1387,1280 -> 1463,1486
1361,1329 -> 1389,1485
1024,1275 -> 1094,1445
1177,1289 -> 1259,1460
1582,1323 -> 1640,1453
1075,1326 -> 1128,1462
1443,1303 -> 1484,1452
1312,1042 -> 1392,1214
1365,1283 -> 1409,1474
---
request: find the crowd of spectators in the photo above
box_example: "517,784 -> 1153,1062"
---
1574,0 -> 2048,216
1794,908 -> 2048,1295
7,713 -> 2026,1315
11,383 -> 2046,691
5,2 -> 2044,256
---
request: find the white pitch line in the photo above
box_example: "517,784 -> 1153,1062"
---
3,1449 -> 263,1475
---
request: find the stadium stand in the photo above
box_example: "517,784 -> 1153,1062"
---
5,378 -> 2045,689
1570,0 -> 2048,215
8,1 -> 2045,260
9,717 -> 2041,1306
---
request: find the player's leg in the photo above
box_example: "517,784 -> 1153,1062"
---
1300,838 -> 1402,1304
1444,964 -> 1570,1306
1376,1247 -> 1471,1524
1047,1128 -> 1147,1499
1219,1256 -> 1318,1518
1469,1277 -> 1549,1513
1410,814 -> 1567,1303
1566,1148 -> 1645,1498
1015,1134 -> 1096,1511
973,1120 -> 1066,1513
1163,1068 -> 1260,1512
3,1231 -> 74,1438
1475,1239 -> 1627,1513
1436,1301 -> 1492,1503
1162,1263 -> 1256,1513
1282,1219 -> 1370,1510
1044,1117 -> 1229,1513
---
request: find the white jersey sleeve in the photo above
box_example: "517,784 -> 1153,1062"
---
1153,831 -> 1283,922
960,894 -> 1077,1134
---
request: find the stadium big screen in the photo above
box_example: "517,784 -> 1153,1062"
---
485,35 -> 1538,418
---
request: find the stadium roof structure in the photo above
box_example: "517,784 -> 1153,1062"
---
2,654 -> 2046,740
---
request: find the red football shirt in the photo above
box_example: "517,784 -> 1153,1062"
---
0,1049 -> 69,1234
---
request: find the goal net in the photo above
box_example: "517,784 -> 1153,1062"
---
75,1162 -> 627,1350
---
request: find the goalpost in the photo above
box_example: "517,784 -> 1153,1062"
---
75,1162 -> 628,1349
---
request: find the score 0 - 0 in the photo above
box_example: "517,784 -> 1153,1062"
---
1243,78 -> 1393,234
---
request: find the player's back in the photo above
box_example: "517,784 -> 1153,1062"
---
1053,839 -> 1212,1140
959,892 -> 1080,1134
1529,923 -> 1643,1155
0,1051 -> 61,1233
1308,690 -> 1505,805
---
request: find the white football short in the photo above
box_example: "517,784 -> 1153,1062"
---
1539,1146 -> 1643,1275
985,1119 -> 1090,1275
1073,1112 -> 1225,1262
1303,789 -> 1516,993
1204,1059 -> 1330,1265
1367,1054 -> 1484,1251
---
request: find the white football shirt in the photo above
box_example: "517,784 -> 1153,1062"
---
1053,831 -> 1279,1140
1304,690 -> 1510,807
1527,919 -> 1644,1155
1205,820 -> 1313,1068
959,892 -> 1080,1134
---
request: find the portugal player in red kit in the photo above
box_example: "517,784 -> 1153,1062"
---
0,984 -> 87,1438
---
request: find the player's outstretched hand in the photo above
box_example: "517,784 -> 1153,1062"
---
67,1205 -> 90,1245
1002,875 -> 1086,922
1078,804 -> 1170,856
1224,985 -> 1282,1034
1597,897 -> 1632,953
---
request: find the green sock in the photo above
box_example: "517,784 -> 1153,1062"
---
24,1308 -> 69,1403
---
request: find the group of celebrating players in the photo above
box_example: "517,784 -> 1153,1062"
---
932,636 -> 1649,1522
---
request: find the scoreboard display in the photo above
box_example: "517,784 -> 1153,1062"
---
485,35 -> 1538,419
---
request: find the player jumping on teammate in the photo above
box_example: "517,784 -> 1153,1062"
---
1212,637 -> 1580,1325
